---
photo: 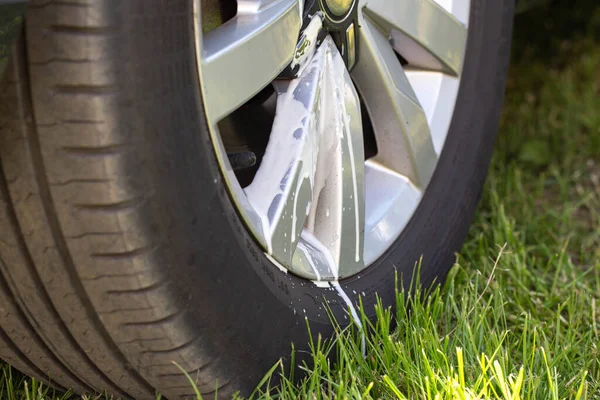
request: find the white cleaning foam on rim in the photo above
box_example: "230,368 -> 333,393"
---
312,280 -> 330,288
265,253 -> 288,274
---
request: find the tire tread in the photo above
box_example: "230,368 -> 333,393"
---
0,1 -> 224,398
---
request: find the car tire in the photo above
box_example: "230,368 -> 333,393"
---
0,0 -> 514,398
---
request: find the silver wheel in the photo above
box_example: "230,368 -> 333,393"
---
194,0 -> 470,281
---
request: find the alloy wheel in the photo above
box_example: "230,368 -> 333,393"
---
194,0 -> 470,281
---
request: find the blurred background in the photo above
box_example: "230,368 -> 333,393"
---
488,0 -> 599,264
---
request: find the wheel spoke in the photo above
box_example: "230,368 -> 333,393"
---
306,38 -> 365,278
243,75 -> 319,266
200,0 -> 302,123
245,37 -> 365,278
363,160 -> 421,265
352,17 -> 437,188
362,0 -> 467,75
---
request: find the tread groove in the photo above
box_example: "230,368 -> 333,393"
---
105,278 -> 167,296
123,307 -> 186,328
48,25 -> 113,35
37,119 -> 105,127
91,245 -> 155,261
155,357 -> 219,378
99,307 -> 156,316
81,271 -> 147,281
138,335 -> 199,356
53,84 -> 117,95
50,178 -> 112,187
74,197 -> 144,213
201,381 -> 232,396
60,119 -> 104,124
30,58 -> 95,66
61,143 -> 132,157
64,231 -> 128,239
28,1 -> 90,9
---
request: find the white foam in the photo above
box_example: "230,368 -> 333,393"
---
332,281 -> 366,357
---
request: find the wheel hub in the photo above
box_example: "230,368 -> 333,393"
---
324,0 -> 353,15
317,0 -> 358,69
278,0 -> 359,76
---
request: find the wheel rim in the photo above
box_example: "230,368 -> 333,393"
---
193,0 -> 471,281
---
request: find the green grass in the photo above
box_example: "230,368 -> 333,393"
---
1,0 -> 599,399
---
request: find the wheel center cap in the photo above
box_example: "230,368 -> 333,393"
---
324,0 -> 353,16
279,0 -> 359,76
